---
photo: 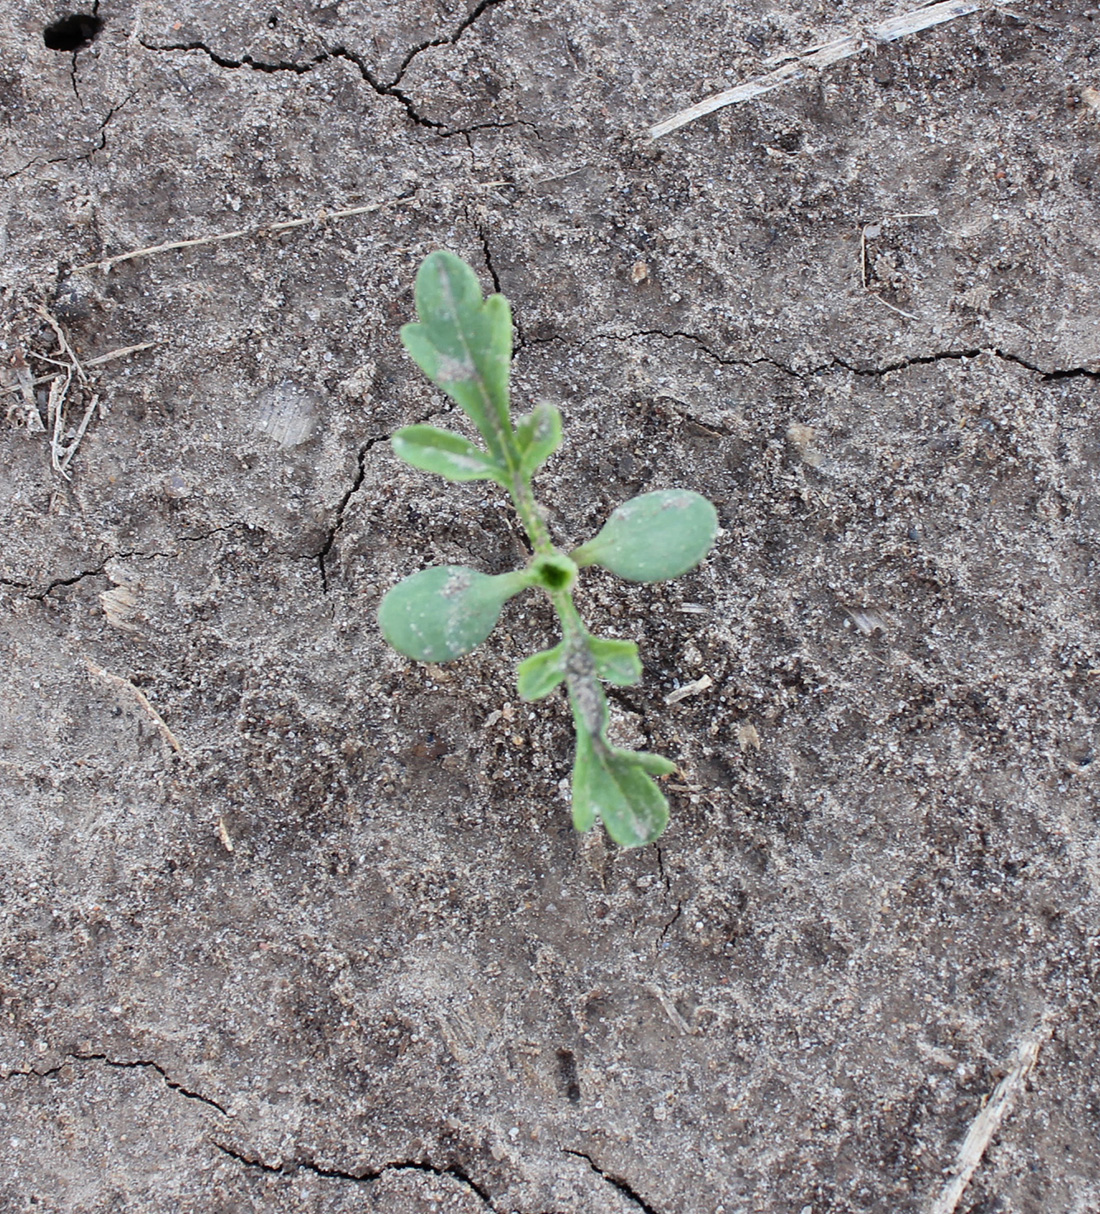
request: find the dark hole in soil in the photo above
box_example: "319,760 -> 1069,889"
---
43,13 -> 104,52
556,1048 -> 581,1102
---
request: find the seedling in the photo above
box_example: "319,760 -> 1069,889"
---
379,252 -> 717,847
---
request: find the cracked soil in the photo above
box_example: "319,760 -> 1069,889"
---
2,0 -> 1099,1211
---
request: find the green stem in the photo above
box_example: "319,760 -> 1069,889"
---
477,379 -> 519,472
489,399 -> 549,552
510,472 -> 553,554
499,424 -> 604,745
551,590 -> 609,745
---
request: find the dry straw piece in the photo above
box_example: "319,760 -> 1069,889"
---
73,198 -> 402,273
928,1014 -> 1055,1214
649,0 -> 985,139
72,182 -> 523,273
2,309 -> 156,478
1,341 -> 158,397
84,658 -> 185,757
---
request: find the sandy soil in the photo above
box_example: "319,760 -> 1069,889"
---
2,1 -> 1099,1211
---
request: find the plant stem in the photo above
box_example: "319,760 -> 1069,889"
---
551,589 -> 608,742
503,432 -> 604,742
509,472 -> 553,554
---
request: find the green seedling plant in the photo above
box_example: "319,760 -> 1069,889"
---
379,251 -> 717,848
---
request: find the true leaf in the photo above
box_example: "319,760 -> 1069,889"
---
623,749 -> 677,777
378,565 -> 530,663
571,730 -> 672,848
567,674 -> 675,847
400,251 -> 513,463
588,636 -> 642,686
516,642 -> 566,700
572,489 -> 718,582
391,425 -> 507,484
570,739 -> 598,833
514,402 -> 562,477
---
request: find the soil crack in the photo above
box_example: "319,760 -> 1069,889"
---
658,899 -> 682,944
1036,363 -> 1100,381
140,0 -> 511,134
139,39 -> 323,74
655,844 -> 673,896
212,1141 -> 495,1206
5,1051 -> 227,1115
472,219 -> 530,350
593,329 -> 800,379
27,563 -> 112,600
563,1149 -> 661,1214
314,435 -> 386,592
20,526 -> 236,600
330,45 -> 445,129
139,38 -> 444,131
833,347 -> 1099,380
593,330 -> 1099,382
84,91 -> 138,162
311,387 -> 489,590
385,0 -> 508,90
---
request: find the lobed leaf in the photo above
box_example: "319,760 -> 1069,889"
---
566,669 -> 675,847
571,731 -> 672,848
588,636 -> 642,686
514,402 -> 563,477
516,642 -> 566,701
571,738 -> 598,833
391,425 -> 507,484
399,252 -> 513,462
624,749 -> 677,777
572,489 -> 718,582
378,564 -> 530,663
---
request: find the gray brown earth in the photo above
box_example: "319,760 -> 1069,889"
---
2,0 -> 1100,1211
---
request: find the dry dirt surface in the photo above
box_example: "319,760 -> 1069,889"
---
2,1 -> 1100,1211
